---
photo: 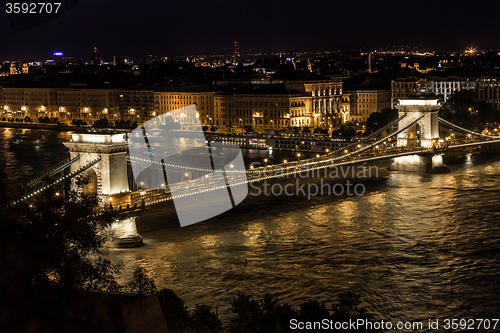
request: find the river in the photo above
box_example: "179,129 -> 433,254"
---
2,127 -> 500,331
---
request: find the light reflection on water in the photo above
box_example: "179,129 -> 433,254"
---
2,128 -> 500,330
112,162 -> 500,327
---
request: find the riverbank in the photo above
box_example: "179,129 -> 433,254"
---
0,121 -> 86,132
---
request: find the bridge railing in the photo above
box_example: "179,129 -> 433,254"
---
23,155 -> 81,189
12,157 -> 101,206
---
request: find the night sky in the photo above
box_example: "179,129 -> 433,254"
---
1,0 -> 499,60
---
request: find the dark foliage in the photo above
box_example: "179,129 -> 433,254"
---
0,175 -> 119,332
229,292 -> 379,333
126,266 -> 157,296
71,118 -> 88,127
439,90 -> 499,131
93,117 -> 110,128
158,288 -> 190,332
364,108 -> 398,135
189,304 -> 223,333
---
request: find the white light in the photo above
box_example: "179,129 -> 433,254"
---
399,99 -> 439,106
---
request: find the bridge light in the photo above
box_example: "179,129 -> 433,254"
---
55,192 -> 60,196
316,154 -> 320,158
250,165 -> 254,169
344,150 -> 348,153
326,149 -> 329,153
375,146 -> 379,149
161,183 -> 165,187
140,191 -> 146,195
357,144 -> 361,148
297,153 -> 301,157
283,160 -> 288,164
109,197 -> 113,201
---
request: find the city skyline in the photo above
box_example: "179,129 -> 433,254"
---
1,0 -> 500,60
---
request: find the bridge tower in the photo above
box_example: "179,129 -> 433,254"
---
396,99 -> 440,148
389,98 -> 449,173
63,131 -> 129,195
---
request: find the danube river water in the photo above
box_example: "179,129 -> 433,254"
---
2,127 -> 500,330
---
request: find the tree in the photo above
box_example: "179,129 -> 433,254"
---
126,266 -> 157,295
0,176 -> 119,332
93,118 -> 110,128
160,116 -> 182,131
158,288 -> 190,332
229,292 -> 379,333
301,126 -> 312,134
71,119 -> 88,127
331,291 -> 376,327
229,293 -> 297,333
439,90 -> 499,131
189,304 -> 222,333
365,108 -> 398,135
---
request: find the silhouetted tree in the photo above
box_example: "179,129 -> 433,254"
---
158,288 -> 190,332
93,118 -> 110,128
365,108 -> 398,135
126,266 -> 157,296
439,90 -> 499,131
189,304 -> 223,333
0,177 -> 118,332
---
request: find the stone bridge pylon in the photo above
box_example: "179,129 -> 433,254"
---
389,98 -> 450,173
396,98 -> 440,148
63,131 -> 130,196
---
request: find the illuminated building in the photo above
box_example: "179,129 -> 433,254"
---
390,76 -> 500,108
119,89 -> 154,122
344,89 -> 391,122
213,89 -> 309,132
286,80 -> 343,128
154,86 -> 220,126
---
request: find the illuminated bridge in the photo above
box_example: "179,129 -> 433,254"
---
13,99 -> 500,210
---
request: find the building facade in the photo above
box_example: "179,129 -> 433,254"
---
391,76 -> 499,108
213,92 -> 310,132
286,80 -> 344,128
345,89 -> 391,122
1,80 -> 349,131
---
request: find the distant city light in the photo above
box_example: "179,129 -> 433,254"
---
54,52 -> 63,56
